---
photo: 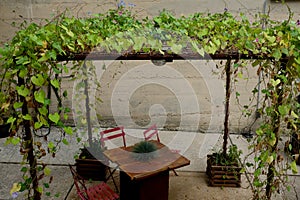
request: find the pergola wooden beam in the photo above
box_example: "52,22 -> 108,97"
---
57,50 -> 287,61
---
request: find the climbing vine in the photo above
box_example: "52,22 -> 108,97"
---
0,3 -> 299,200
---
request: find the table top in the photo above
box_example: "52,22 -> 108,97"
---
103,140 -> 190,180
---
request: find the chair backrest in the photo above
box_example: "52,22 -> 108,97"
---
69,165 -> 89,200
143,124 -> 160,142
100,126 -> 126,148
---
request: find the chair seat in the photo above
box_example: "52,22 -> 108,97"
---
69,164 -> 119,200
86,182 -> 119,200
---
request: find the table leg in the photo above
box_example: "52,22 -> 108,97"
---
120,170 -> 169,200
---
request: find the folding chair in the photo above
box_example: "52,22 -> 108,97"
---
100,126 -> 126,148
100,126 -> 127,192
69,165 -> 119,200
143,124 -> 160,142
143,124 -> 179,176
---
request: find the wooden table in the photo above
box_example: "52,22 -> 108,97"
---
103,140 -> 190,200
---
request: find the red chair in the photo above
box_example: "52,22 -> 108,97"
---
100,126 -> 126,148
143,124 -> 179,176
100,126 -> 127,192
69,165 -> 119,200
143,124 -> 160,142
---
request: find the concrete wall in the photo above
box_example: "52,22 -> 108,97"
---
1,0 -> 299,132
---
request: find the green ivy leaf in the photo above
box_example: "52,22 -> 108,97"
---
38,107 -> 48,116
191,41 -> 205,57
256,129 -> 263,136
37,186 -> 43,194
38,54 -> 48,62
63,126 -> 73,135
63,90 -> 68,97
170,43 -> 182,54
48,142 -> 55,150
44,167 -> 51,176
31,74 -> 45,86
60,24 -> 75,37
50,79 -> 60,89
278,105 -> 290,116
7,117 -> 16,124
16,56 -> 30,65
39,115 -> 49,126
133,36 -> 146,51
269,137 -> 276,147
265,35 -> 276,43
19,69 -> 28,78
23,114 -> 32,121
34,90 -> 46,104
291,111 -> 298,119
62,138 -> 69,145
17,85 -> 30,97
254,168 -> 261,177
245,40 -> 254,50
12,137 -> 21,145
64,113 -> 68,120
49,113 -> 60,124
291,160 -> 298,174
21,167 -> 28,173
266,155 -> 274,164
34,122 -> 43,129
288,144 -> 292,151
13,102 -> 23,109
272,49 -> 281,60
270,79 -> 280,87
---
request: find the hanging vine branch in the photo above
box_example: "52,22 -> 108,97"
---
223,59 -> 231,156
0,6 -> 299,200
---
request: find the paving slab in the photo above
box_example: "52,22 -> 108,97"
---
1,128 -> 300,199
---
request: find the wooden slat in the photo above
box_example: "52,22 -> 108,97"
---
57,49 -> 290,61
206,155 -> 242,188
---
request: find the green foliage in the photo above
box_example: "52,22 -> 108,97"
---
0,5 -> 300,200
212,145 -> 242,166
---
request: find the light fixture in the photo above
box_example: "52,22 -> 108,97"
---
151,59 -> 167,66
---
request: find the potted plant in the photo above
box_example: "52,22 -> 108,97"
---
206,144 -> 243,187
131,141 -> 158,162
75,138 -> 108,181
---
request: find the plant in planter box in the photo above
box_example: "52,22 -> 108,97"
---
206,144 -> 243,187
205,59 -> 243,187
75,138 -> 108,181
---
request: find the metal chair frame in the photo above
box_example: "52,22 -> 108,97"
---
100,126 -> 127,193
69,165 -> 119,200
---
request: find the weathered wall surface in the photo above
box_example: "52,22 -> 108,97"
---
1,0 -> 299,132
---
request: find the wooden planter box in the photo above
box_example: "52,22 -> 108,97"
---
0,123 -> 10,138
75,157 -> 108,181
206,154 -> 242,187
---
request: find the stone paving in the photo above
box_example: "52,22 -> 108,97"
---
0,128 -> 299,199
